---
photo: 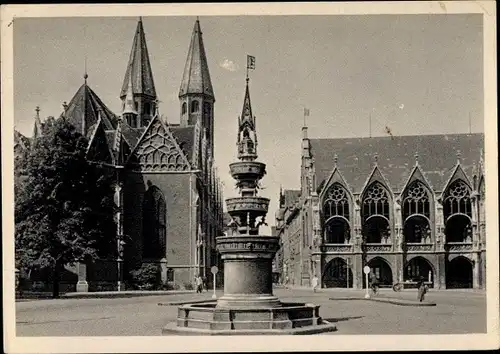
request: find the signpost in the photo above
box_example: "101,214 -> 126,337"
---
363,266 -> 371,299
211,266 -> 218,299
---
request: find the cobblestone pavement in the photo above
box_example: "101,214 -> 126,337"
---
15,288 -> 486,336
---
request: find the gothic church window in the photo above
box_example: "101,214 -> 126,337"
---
443,180 -> 472,243
361,182 -> 391,244
402,181 -> 432,243
191,100 -> 199,113
323,183 -> 350,244
142,185 -> 167,259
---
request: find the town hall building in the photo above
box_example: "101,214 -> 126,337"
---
15,18 -> 225,291
276,127 -> 486,290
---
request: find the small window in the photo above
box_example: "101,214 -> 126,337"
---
182,102 -> 187,115
144,102 -> 151,115
167,268 -> 174,282
203,102 -> 211,116
191,100 -> 199,113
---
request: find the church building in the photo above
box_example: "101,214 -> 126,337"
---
15,18 -> 225,291
276,127 -> 486,290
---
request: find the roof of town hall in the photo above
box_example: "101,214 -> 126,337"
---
310,133 -> 484,194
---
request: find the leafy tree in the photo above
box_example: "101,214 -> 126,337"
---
15,117 -> 116,297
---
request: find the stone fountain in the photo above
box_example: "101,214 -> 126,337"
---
162,78 -> 337,335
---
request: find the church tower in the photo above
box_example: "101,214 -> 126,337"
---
120,17 -> 157,128
179,18 -> 215,152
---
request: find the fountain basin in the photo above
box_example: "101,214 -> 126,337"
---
229,161 -> 266,181
162,302 -> 337,335
226,197 -> 269,215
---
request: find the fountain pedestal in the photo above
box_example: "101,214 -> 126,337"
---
162,76 -> 336,335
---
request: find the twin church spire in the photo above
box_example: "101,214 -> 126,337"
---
120,16 -> 214,147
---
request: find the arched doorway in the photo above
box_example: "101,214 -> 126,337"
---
405,257 -> 434,285
322,258 -> 353,288
403,215 -> 431,244
445,214 -> 472,243
446,256 -> 473,288
324,217 -> 350,244
363,216 -> 390,244
364,257 -> 393,287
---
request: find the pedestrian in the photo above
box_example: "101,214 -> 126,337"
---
195,275 -> 203,293
370,276 -> 379,296
284,276 -> 289,289
417,277 -> 428,302
202,276 -> 208,292
311,275 -> 319,293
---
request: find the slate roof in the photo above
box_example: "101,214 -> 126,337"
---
283,189 -> 301,208
179,19 -> 214,99
120,18 -> 157,99
171,125 -> 196,164
310,133 -> 484,194
62,83 -> 117,136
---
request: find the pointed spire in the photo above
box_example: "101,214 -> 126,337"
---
179,18 -> 214,99
123,72 -> 138,115
84,56 -> 88,84
120,17 -> 156,98
414,151 -> 419,166
241,80 -> 254,125
237,78 -> 257,161
32,106 -> 43,138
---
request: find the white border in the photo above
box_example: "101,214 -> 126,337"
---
2,2 -> 498,352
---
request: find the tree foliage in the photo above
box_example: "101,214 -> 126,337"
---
15,117 -> 117,294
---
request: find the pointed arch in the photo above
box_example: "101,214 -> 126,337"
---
361,173 -> 392,244
142,184 -> 167,259
442,175 -> 472,243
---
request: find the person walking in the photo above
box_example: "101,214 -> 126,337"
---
417,277 -> 428,302
370,275 -> 379,296
195,275 -> 203,293
311,275 -> 319,293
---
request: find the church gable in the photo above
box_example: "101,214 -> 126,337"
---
127,115 -> 191,172
400,163 -> 434,196
360,163 -> 393,199
441,163 -> 472,195
86,119 -> 114,165
319,166 -> 353,204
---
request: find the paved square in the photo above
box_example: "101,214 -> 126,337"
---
15,288 -> 486,336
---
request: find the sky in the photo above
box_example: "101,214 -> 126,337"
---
13,14 -> 484,235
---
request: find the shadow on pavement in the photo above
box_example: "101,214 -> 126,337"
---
323,316 -> 364,323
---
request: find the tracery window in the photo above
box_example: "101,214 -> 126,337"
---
361,182 -> 390,222
323,183 -> 350,221
142,185 -> 167,259
443,180 -> 472,220
361,182 -> 391,244
402,181 -> 431,221
323,183 -> 350,243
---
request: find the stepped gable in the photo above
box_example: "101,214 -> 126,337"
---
62,83 -> 117,136
310,133 -> 484,194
